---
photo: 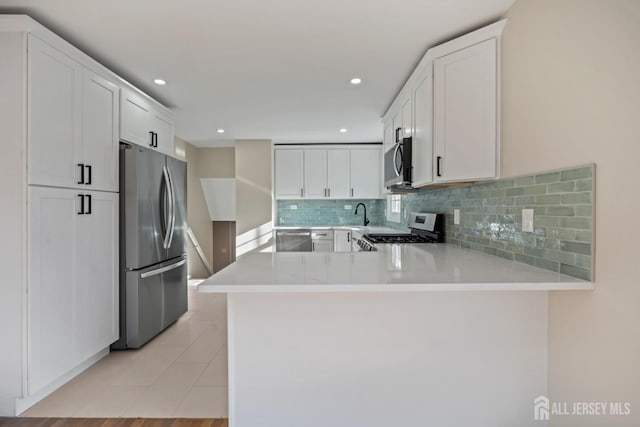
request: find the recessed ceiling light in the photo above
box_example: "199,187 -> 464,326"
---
153,78 -> 166,85
350,78 -> 362,85
217,129 -> 225,134
340,128 -> 347,133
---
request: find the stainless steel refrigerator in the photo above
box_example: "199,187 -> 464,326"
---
112,143 -> 188,349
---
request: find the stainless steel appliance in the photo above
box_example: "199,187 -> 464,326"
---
354,236 -> 378,252
112,143 -> 188,349
361,212 -> 445,251
384,135 -> 413,191
275,229 -> 312,252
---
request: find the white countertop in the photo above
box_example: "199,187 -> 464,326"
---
273,225 -> 409,234
198,243 -> 593,293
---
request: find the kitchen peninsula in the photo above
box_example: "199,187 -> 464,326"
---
199,244 -> 592,427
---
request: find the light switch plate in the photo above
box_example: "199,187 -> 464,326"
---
522,209 -> 534,232
454,209 -> 460,225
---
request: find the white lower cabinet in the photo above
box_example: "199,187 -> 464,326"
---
76,191 -> 119,361
334,230 -> 352,252
28,187 -> 78,394
28,187 -> 118,395
312,240 -> 334,252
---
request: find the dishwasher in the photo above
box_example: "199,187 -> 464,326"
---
275,229 -> 312,252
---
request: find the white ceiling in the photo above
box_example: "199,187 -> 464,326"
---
0,0 -> 515,147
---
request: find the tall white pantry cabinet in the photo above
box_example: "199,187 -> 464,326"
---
0,17 -> 123,416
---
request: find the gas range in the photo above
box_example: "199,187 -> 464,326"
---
364,234 -> 438,244
357,212 -> 445,251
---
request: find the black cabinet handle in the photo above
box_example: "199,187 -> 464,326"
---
154,132 -> 158,147
85,165 -> 92,185
85,195 -> 92,215
77,194 -> 85,215
77,163 -> 85,184
436,156 -> 442,177
395,127 -> 402,143
347,232 -> 350,242
149,131 -> 155,147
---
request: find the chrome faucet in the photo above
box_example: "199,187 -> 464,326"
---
354,203 -> 370,226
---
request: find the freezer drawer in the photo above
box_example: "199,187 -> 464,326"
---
124,256 -> 187,348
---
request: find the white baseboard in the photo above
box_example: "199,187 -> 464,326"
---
14,347 -> 110,415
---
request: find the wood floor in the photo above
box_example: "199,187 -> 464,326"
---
0,419 -> 228,427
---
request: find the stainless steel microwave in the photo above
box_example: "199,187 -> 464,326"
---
384,136 -> 413,190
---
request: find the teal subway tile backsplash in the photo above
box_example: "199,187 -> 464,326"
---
277,199 -> 385,226
385,164 -> 595,281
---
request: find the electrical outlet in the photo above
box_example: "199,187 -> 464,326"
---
344,205 -> 352,210
522,209 -> 534,232
454,209 -> 460,225
290,204 -> 298,210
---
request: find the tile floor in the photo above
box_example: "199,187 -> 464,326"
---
22,280 -> 228,419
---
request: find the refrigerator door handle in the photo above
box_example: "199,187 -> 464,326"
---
166,165 -> 176,249
140,258 -> 186,279
162,165 -> 172,249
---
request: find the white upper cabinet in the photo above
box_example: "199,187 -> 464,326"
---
304,150 -> 328,198
326,149 -> 350,199
383,119 -> 394,150
401,97 -> 412,139
392,108 -> 403,145
28,35 -> 119,192
82,69 -> 119,192
275,149 -> 304,199
305,149 -> 351,199
28,35 -> 82,189
412,71 -> 434,187
120,89 -> 152,148
433,37 -> 498,182
152,109 -> 175,157
303,149 -> 351,199
274,147 -> 381,200
120,87 -> 175,157
382,19 -> 504,188
350,148 -> 380,199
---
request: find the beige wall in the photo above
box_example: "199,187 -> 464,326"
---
235,140 -> 273,254
178,137 -> 236,278
502,1 -> 640,424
